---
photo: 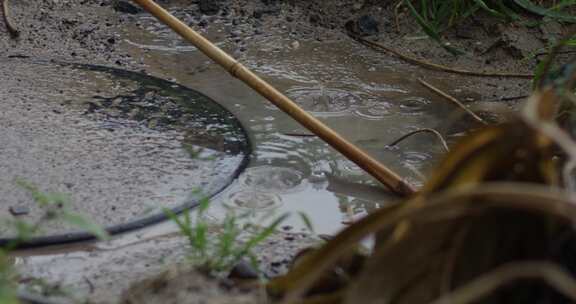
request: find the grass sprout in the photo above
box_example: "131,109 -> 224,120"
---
402,0 -> 576,54
0,251 -> 17,304
13,179 -> 109,242
165,195 -> 289,275
0,180 -> 110,304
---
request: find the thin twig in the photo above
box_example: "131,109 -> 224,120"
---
387,128 -> 450,153
348,33 -> 534,79
1,0 -> 19,38
430,262 -> 576,304
418,78 -> 488,125
393,0 -> 403,33
492,94 -> 529,102
537,50 -> 576,57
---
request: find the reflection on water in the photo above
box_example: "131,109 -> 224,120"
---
397,96 -> 433,115
224,190 -> 282,210
239,166 -> 308,194
282,86 -> 365,117
353,102 -> 393,120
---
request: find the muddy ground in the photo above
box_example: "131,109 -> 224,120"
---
1,0 -> 575,303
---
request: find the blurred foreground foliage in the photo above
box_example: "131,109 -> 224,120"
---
267,42 -> 576,303
0,181 -> 109,304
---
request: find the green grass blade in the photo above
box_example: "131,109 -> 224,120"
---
15,179 -> 50,207
298,212 -> 315,234
496,0 -> 522,21
421,0 -> 429,22
0,252 -> 17,304
404,0 -> 465,55
197,196 -> 211,215
60,212 -> 109,241
514,0 -> 576,23
533,33 -> 576,89
460,3 -> 481,21
214,214 -> 240,269
472,0 -> 507,19
405,0 -> 442,40
232,213 -> 290,262
194,222 -> 208,259
163,208 -> 194,246
552,0 -> 576,10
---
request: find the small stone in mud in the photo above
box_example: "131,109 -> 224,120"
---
9,206 -> 30,216
253,10 -> 263,19
345,15 -> 380,37
229,30 -> 241,38
228,261 -> 259,280
197,19 -> 208,28
112,1 -> 142,15
356,15 -> 379,36
199,0 -> 222,15
455,26 -> 475,39
309,14 -> 321,26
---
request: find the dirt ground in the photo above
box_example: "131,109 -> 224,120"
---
1,0 -> 575,303
4,0 -> 572,75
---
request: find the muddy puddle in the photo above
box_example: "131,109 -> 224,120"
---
11,3 -> 525,303
116,9 -> 480,233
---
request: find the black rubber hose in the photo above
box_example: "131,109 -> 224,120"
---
18,292 -> 62,304
0,59 -> 252,249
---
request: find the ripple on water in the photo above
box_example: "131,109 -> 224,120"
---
224,190 -> 282,211
126,14 -> 226,53
401,150 -> 433,166
336,159 -> 366,176
399,151 -> 432,188
279,86 -> 363,117
353,102 -> 393,120
397,96 -> 432,115
239,166 -> 308,194
254,133 -> 317,167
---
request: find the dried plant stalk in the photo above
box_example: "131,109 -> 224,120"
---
430,262 -> 576,304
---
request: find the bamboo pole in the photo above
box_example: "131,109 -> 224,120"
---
132,0 -> 416,197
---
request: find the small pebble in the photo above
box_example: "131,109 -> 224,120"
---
9,206 -> 30,216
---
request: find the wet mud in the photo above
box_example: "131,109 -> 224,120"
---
0,59 -> 249,241
1,0 -> 574,303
